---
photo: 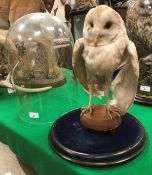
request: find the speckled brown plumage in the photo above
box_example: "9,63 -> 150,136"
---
126,0 -> 152,58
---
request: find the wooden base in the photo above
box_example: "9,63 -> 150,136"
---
81,104 -> 122,131
15,74 -> 66,88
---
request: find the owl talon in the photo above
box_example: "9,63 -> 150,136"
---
106,105 -> 121,119
106,109 -> 113,119
81,105 -> 93,117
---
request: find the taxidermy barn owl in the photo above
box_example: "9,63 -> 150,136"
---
73,5 -> 139,118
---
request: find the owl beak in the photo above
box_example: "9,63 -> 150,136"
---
94,35 -> 101,47
94,36 -> 98,47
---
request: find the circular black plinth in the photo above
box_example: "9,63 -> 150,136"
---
135,95 -> 152,106
49,109 -> 147,167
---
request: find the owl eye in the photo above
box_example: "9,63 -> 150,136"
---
140,3 -> 144,8
104,21 -> 112,29
90,22 -> 94,28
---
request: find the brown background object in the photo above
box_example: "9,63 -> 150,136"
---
9,0 -> 46,24
0,0 -> 11,29
0,0 -> 55,27
43,0 -> 55,12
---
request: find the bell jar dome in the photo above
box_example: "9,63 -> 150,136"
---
5,13 -> 74,124
5,13 -> 74,93
126,0 -> 152,105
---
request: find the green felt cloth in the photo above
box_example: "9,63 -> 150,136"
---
0,69 -> 151,175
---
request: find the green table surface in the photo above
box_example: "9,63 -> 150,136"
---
0,69 -> 152,175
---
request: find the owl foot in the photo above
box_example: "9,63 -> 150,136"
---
81,105 -> 94,117
106,106 -> 121,119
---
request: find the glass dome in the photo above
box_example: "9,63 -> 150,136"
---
5,13 -> 74,92
126,0 -> 152,103
5,13 -> 74,124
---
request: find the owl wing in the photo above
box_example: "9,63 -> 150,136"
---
72,38 -> 89,92
110,41 -> 139,114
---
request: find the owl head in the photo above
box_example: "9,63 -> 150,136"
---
136,0 -> 152,16
83,5 -> 127,47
